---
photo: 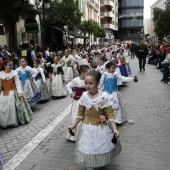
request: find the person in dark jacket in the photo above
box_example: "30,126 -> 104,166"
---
20,41 -> 37,68
136,41 -> 148,71
130,43 -> 135,59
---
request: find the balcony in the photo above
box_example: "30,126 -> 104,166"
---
100,0 -> 114,8
101,24 -> 114,30
87,0 -> 100,11
100,12 -> 114,19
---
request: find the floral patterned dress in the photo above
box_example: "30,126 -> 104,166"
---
0,70 -> 33,128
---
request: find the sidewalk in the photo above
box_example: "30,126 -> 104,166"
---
4,59 -> 170,170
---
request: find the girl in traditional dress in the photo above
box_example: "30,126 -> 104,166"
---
50,56 -> 68,98
60,50 -> 77,83
111,51 -> 123,86
66,65 -> 90,141
33,59 -> 50,101
69,71 -> 122,170
117,49 -> 128,77
0,60 -> 33,128
99,62 -> 138,124
95,56 -> 108,74
15,58 -> 42,106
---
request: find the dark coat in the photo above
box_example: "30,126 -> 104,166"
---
136,45 -> 148,59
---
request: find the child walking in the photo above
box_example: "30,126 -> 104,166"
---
33,59 -> 50,101
69,71 -> 122,170
15,58 -> 42,106
99,62 -> 138,124
66,65 -> 90,141
95,56 -> 108,74
50,56 -> 68,98
0,60 -> 33,128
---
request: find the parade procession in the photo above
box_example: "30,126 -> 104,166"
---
0,0 -> 170,170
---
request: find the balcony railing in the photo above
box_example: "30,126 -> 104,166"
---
101,24 -> 114,30
100,12 -> 114,19
100,0 -> 114,8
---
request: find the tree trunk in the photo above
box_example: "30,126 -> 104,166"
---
83,32 -> 86,44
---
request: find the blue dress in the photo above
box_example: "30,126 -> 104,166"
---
16,66 -> 42,105
99,72 -> 133,124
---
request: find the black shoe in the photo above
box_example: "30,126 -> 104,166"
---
140,68 -> 142,71
143,68 -> 145,71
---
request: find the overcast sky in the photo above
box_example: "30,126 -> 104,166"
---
144,0 -> 157,19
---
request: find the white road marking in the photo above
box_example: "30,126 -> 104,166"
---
3,104 -> 72,170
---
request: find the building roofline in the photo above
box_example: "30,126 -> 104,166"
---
150,0 -> 165,8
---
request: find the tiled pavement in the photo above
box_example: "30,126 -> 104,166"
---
2,58 -> 170,170
0,94 -> 72,164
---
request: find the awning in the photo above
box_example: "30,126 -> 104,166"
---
25,23 -> 39,33
63,29 -> 89,39
0,24 -> 5,35
51,26 -> 62,31
72,32 -> 89,39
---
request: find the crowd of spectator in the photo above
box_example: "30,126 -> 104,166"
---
145,42 -> 170,83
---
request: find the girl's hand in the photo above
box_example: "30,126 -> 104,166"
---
70,93 -> 75,98
62,78 -> 65,82
114,130 -> 119,138
18,94 -> 23,98
133,76 -> 138,82
68,127 -> 75,136
30,77 -> 34,81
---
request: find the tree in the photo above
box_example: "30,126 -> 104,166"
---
79,20 -> 106,43
152,0 -> 170,39
94,26 -> 106,39
46,0 -> 82,30
0,0 -> 31,50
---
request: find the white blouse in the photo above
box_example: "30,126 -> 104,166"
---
66,77 -> 85,95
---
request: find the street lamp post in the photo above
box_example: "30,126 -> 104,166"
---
35,0 -> 51,46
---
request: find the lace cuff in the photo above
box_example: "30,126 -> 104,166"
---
108,119 -> 115,122
75,116 -> 83,119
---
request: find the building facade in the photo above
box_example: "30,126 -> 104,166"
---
150,0 -> 167,42
115,0 -> 144,43
85,0 -> 100,44
100,0 -> 118,43
0,0 -> 41,49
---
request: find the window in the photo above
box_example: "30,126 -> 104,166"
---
121,19 -> 143,27
122,0 -> 144,7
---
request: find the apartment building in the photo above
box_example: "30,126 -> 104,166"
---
85,0 -> 100,24
100,0 -> 118,41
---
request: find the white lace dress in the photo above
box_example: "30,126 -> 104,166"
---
75,91 -> 122,168
66,77 -> 86,141
50,63 -> 68,97
61,55 -> 77,83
